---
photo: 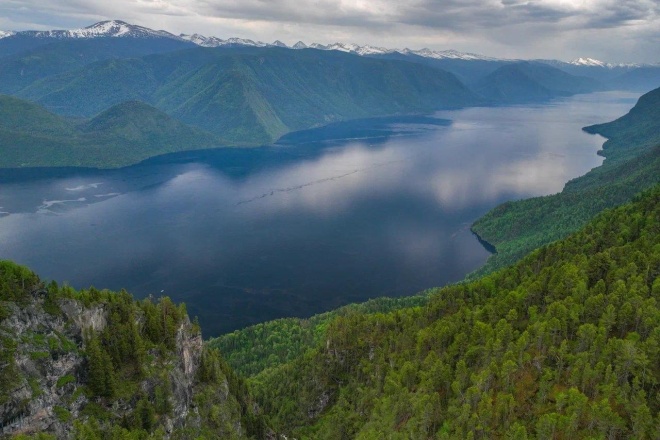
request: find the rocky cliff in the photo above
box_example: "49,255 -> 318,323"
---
0,261 -> 265,439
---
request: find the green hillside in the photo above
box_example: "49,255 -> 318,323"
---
583,86 -> 660,162
17,47 -> 480,145
0,95 -> 221,168
249,185 -> 660,438
475,62 -> 598,103
471,86 -> 660,275
0,38 -> 193,94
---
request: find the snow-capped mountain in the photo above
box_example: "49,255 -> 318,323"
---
2,20 -> 646,68
291,41 -> 501,60
570,57 -> 607,67
179,33 -> 269,48
401,48 -> 500,61
8,20 -> 179,40
2,19 -> 499,61
302,42 -> 392,56
569,57 -> 643,69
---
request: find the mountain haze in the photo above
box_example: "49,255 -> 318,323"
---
475,62 -> 599,103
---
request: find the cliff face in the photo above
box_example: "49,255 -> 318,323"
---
0,264 -> 262,439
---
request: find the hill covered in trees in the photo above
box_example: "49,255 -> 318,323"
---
0,96 -> 221,168
471,86 -> 660,275
247,184 -> 660,439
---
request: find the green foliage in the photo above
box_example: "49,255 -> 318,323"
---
0,260 -> 40,303
54,405 -> 72,423
86,334 -> 116,398
28,351 -> 50,361
250,186 -> 660,438
56,374 -> 75,389
471,86 -> 660,276
0,95 -> 221,168
210,294 -> 429,377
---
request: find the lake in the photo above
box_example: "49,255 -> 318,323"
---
0,92 -> 639,335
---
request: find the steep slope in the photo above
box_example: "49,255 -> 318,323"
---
471,86 -> 660,275
475,62 -> 598,103
249,186 -> 660,438
0,95 -> 221,168
583,86 -> 660,161
17,46 -> 480,145
19,57 -> 162,116
0,37 -> 194,94
0,261 -> 266,438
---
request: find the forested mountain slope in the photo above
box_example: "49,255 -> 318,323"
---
471,86 -> 660,275
16,47 -> 479,146
250,185 -> 660,439
0,96 -> 221,168
0,262 -> 266,439
0,38 -> 194,94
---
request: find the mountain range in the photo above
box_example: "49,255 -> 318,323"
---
0,20 -> 658,168
1,20 -> 654,66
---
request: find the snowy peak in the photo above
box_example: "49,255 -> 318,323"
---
570,57 -> 607,67
0,30 -> 15,39
401,48 -> 500,61
179,33 -> 269,48
569,57 -> 643,69
325,42 -> 392,56
272,40 -> 288,48
294,42 -> 498,60
179,33 -> 225,47
27,20 -> 179,40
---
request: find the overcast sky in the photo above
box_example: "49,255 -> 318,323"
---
1,0 -> 658,63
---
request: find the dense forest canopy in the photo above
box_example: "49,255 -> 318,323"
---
249,185 -> 660,439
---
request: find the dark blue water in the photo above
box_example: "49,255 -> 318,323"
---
0,92 -> 638,335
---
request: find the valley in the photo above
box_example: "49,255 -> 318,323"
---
0,92 -> 633,335
0,18 -> 658,440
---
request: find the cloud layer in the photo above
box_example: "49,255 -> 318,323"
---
0,0 -> 658,62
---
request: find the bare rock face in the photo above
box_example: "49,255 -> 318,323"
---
167,320 -> 202,429
60,299 -> 107,333
0,293 -> 88,438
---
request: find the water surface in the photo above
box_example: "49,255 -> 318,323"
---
0,92 -> 638,335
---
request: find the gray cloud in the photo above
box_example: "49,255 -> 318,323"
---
0,0 -> 657,63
